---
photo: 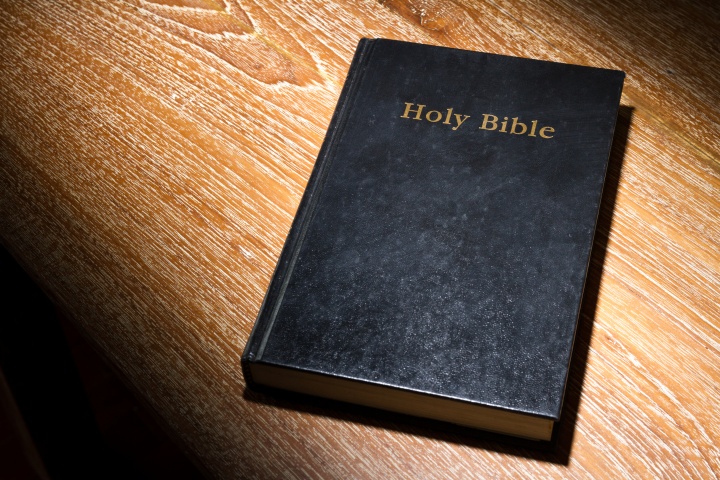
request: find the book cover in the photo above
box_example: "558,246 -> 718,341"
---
242,38 -> 624,440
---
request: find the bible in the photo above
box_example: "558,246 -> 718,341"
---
242,38 -> 624,440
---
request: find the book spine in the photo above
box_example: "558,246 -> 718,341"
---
242,38 -> 377,379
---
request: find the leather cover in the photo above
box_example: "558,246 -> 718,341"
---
243,39 -> 624,422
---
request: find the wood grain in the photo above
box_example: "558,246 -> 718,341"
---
1,0 -> 718,478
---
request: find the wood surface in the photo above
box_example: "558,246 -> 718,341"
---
1,0 -> 718,478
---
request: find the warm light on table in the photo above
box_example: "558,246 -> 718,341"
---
1,1 -> 718,477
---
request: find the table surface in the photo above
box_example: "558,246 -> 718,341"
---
1,1 -> 718,478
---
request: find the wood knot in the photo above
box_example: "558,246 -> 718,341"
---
380,0 -> 465,34
139,0 -> 319,85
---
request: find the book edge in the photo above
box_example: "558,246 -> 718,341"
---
249,362 -> 555,441
376,38 -> 627,76
551,74 -> 626,419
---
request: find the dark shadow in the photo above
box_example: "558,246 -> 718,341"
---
242,105 -> 633,464
0,244 -> 204,479
0,245 -> 127,479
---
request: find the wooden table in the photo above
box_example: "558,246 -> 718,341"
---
1,1 -> 718,477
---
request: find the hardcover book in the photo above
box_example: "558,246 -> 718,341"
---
242,38 -> 624,441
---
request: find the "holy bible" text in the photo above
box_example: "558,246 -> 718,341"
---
400,102 -> 555,138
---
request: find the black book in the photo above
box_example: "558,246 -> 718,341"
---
242,38 -> 624,441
